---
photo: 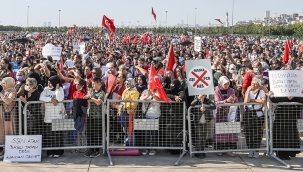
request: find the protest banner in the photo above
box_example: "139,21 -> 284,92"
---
4,135 -> 42,162
269,70 -> 303,97
42,43 -> 62,60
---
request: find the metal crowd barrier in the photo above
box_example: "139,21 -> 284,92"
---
23,100 -> 106,155
268,100 -> 303,168
106,100 -> 187,165
0,99 -> 22,148
187,102 -> 269,158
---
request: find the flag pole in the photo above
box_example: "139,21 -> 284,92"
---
151,7 -> 152,28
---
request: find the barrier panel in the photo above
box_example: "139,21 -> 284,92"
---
268,100 -> 303,168
106,100 -> 187,165
23,99 -> 106,155
0,99 -> 22,149
187,102 -> 269,158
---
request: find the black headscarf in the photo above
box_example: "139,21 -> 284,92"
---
28,72 -> 42,85
161,76 -> 171,89
167,79 -> 181,95
136,74 -> 147,94
48,76 -> 62,91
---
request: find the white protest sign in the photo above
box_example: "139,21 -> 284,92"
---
187,31 -> 192,36
171,39 -> 180,44
4,135 -> 42,162
185,59 -> 214,96
73,42 -> 85,54
269,70 -> 303,97
42,43 -> 62,60
194,36 -> 201,52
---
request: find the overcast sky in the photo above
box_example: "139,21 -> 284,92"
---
0,0 -> 302,27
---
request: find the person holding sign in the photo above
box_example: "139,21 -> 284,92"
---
0,77 -> 17,157
243,77 -> 266,158
268,90 -> 303,160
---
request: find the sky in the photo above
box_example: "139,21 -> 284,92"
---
0,0 -> 302,27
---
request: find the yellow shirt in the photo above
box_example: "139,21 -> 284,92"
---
120,88 -> 140,114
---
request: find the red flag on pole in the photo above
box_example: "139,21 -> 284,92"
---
216,42 -> 226,49
166,43 -> 177,78
214,19 -> 223,24
79,36 -> 82,43
152,8 -> 156,20
283,39 -> 293,64
149,64 -> 170,103
59,56 -> 64,70
102,15 -> 116,33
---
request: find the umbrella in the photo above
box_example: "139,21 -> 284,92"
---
180,40 -> 192,46
245,42 -> 255,46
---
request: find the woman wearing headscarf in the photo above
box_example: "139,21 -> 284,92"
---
165,79 -> 187,154
40,75 -> 65,158
114,78 -> 140,146
214,76 -> 238,157
243,77 -> 266,158
0,77 -> 17,157
136,74 -> 147,96
268,90 -> 303,160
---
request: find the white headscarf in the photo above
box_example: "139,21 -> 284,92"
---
126,78 -> 136,90
218,76 -> 230,87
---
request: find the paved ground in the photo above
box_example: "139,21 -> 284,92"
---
0,150 -> 302,172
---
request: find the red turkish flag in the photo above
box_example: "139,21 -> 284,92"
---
59,56 -> 64,70
149,64 -> 170,103
102,15 -> 116,33
140,34 -> 146,43
145,33 -> 152,44
216,42 -> 226,49
214,19 -> 223,24
132,35 -> 138,44
79,36 -> 82,43
166,43 -> 177,78
152,8 -> 156,20
283,39 -> 293,64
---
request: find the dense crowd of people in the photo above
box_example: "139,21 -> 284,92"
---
0,31 -> 302,160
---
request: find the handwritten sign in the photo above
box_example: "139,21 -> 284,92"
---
269,70 -> 303,97
42,43 -> 62,60
4,135 -> 42,162
194,36 -> 201,52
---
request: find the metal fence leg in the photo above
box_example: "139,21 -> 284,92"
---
107,149 -> 113,166
174,150 -> 188,166
269,153 -> 290,168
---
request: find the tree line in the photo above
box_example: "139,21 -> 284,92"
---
1,22 -> 303,38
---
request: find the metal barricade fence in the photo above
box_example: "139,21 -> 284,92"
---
106,100 -> 187,165
187,102 -> 269,158
23,99 -> 106,155
0,99 -> 22,148
268,100 -> 303,168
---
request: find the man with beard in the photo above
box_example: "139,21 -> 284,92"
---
10,53 -> 23,75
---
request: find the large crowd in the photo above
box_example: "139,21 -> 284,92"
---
0,31 -> 302,160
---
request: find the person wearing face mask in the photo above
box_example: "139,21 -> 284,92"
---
39,75 -> 65,158
227,64 -> 238,89
20,78 -> 40,135
15,69 -> 26,97
0,77 -> 17,158
214,76 -> 238,157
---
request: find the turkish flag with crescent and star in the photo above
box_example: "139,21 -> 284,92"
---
102,15 -> 116,33
166,43 -> 178,78
149,64 -> 170,103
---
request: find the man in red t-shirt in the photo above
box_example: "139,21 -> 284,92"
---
242,66 -> 254,97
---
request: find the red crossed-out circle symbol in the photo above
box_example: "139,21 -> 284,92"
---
188,66 -> 212,90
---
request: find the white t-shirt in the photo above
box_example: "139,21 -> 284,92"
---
245,89 -> 265,110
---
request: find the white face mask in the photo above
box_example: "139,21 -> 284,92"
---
253,68 -> 260,75
24,85 -> 31,91
49,86 -> 54,90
